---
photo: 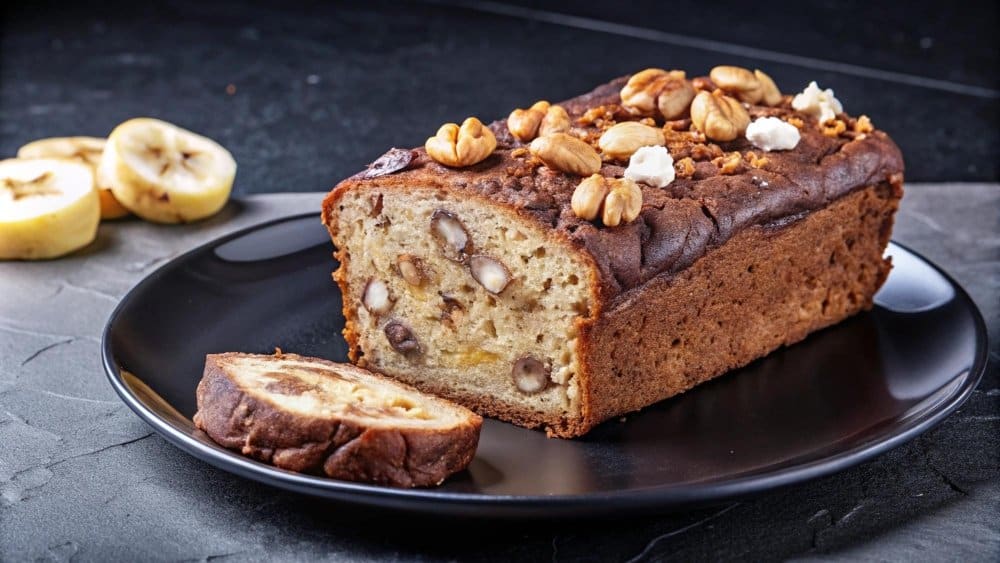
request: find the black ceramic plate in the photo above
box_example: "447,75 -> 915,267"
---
102,213 -> 988,518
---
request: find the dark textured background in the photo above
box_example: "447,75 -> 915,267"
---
1,1 -> 997,561
2,0 -> 998,190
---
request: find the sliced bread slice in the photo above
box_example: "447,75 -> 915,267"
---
193,351 -> 482,487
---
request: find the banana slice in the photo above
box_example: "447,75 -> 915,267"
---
17,136 -> 131,220
0,158 -> 100,260
99,118 -> 236,224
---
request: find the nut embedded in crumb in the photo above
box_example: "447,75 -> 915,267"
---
385,321 -> 421,355
425,117 -> 497,167
397,254 -> 427,287
468,255 -> 512,294
430,209 -> 472,262
511,356 -> 549,394
363,279 -> 393,314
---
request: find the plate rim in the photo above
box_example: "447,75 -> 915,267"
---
101,212 -> 990,517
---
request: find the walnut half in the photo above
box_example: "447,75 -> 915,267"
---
620,68 -> 696,120
571,174 -> 643,227
690,91 -> 750,142
425,117 -> 497,167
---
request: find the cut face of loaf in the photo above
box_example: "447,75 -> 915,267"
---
330,187 -> 597,434
193,352 -> 482,487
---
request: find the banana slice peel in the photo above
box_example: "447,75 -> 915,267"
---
99,118 -> 236,224
0,158 -> 100,260
17,136 -> 130,219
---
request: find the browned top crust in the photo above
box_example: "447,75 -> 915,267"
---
327,75 -> 904,303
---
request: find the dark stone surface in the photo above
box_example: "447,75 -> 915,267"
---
0,1 -> 997,560
1,186 -> 996,561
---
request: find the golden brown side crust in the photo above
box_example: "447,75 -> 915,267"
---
193,352 -> 482,487
575,181 -> 901,435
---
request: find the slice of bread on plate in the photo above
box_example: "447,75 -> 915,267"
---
193,351 -> 482,487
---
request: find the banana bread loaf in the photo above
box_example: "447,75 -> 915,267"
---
322,66 -> 904,438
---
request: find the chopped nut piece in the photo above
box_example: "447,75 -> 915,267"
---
663,119 -> 689,132
690,91 -> 750,142
368,193 -> 383,218
786,116 -> 805,129
822,119 -> 847,137
598,121 -> 666,161
396,254 -> 426,287
511,356 -> 550,394
571,174 -> 642,226
713,152 -> 744,175
709,65 -> 762,103
539,105 -> 571,136
362,279 -> 393,314
744,151 -> 770,169
469,255 -> 512,294
620,68 -> 695,120
529,133 -> 601,176
425,117 -> 497,167
754,69 -> 783,106
385,321 -> 421,355
854,115 -> 874,133
439,294 -> 465,329
690,142 -> 724,161
577,104 -> 629,128
430,209 -> 471,262
675,156 -> 696,178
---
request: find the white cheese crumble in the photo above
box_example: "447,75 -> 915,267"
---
745,117 -> 801,151
791,81 -> 843,124
624,146 -> 674,188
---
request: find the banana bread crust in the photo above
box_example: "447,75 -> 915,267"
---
193,352 -> 482,486
322,73 -> 904,437
324,76 -> 903,300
